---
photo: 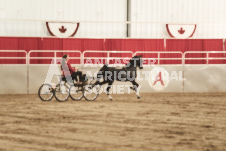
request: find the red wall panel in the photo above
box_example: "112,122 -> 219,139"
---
0,37 -> 224,64
104,39 -> 165,64
104,39 -> 164,52
166,39 -> 224,64
0,37 -> 20,64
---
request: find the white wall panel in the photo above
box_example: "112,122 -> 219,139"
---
0,0 -> 127,37
130,0 -> 226,38
0,0 -> 225,38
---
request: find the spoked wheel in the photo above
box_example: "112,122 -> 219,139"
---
54,83 -> 70,102
38,84 -> 54,101
69,85 -> 84,101
83,79 -> 99,101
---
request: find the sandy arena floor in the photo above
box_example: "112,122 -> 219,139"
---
0,93 -> 226,151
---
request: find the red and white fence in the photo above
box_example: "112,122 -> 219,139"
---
83,50 -> 134,65
0,50 -> 27,64
134,51 -> 183,65
184,51 -> 226,64
28,50 -> 82,64
0,50 -> 226,65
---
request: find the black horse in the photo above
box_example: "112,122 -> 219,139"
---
94,55 -> 143,100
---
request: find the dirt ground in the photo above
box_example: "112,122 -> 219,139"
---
0,93 -> 226,151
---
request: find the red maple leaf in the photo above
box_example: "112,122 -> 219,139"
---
178,27 -> 185,34
59,26 -> 67,33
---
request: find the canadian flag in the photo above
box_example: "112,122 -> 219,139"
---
166,24 -> 197,39
46,22 -> 79,38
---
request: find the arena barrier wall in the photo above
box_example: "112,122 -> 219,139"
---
0,65 -> 27,94
184,65 -> 226,92
1,65 -> 226,94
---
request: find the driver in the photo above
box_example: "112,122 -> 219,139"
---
61,54 -> 82,84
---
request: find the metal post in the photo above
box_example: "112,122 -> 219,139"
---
54,51 -> 57,64
158,53 -> 160,65
182,52 -> 185,65
107,52 -> 110,64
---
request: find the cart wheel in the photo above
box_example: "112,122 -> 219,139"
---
54,83 -> 70,102
83,83 -> 99,101
69,85 -> 84,101
38,84 -> 54,101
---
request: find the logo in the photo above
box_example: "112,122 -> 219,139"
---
148,67 -> 169,91
178,27 -> 185,34
59,26 -> 67,33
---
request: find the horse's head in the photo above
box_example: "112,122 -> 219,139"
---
137,55 -> 143,69
130,55 -> 143,69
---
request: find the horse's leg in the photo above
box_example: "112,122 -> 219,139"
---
131,80 -> 141,99
106,81 -> 114,100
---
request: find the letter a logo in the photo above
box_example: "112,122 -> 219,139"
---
153,72 -> 164,86
149,67 -> 169,91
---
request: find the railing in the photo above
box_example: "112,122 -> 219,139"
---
134,51 -> 184,65
83,50 -> 134,65
0,50 -> 27,64
28,50 -> 82,64
1,50 -> 226,65
184,51 -> 226,64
